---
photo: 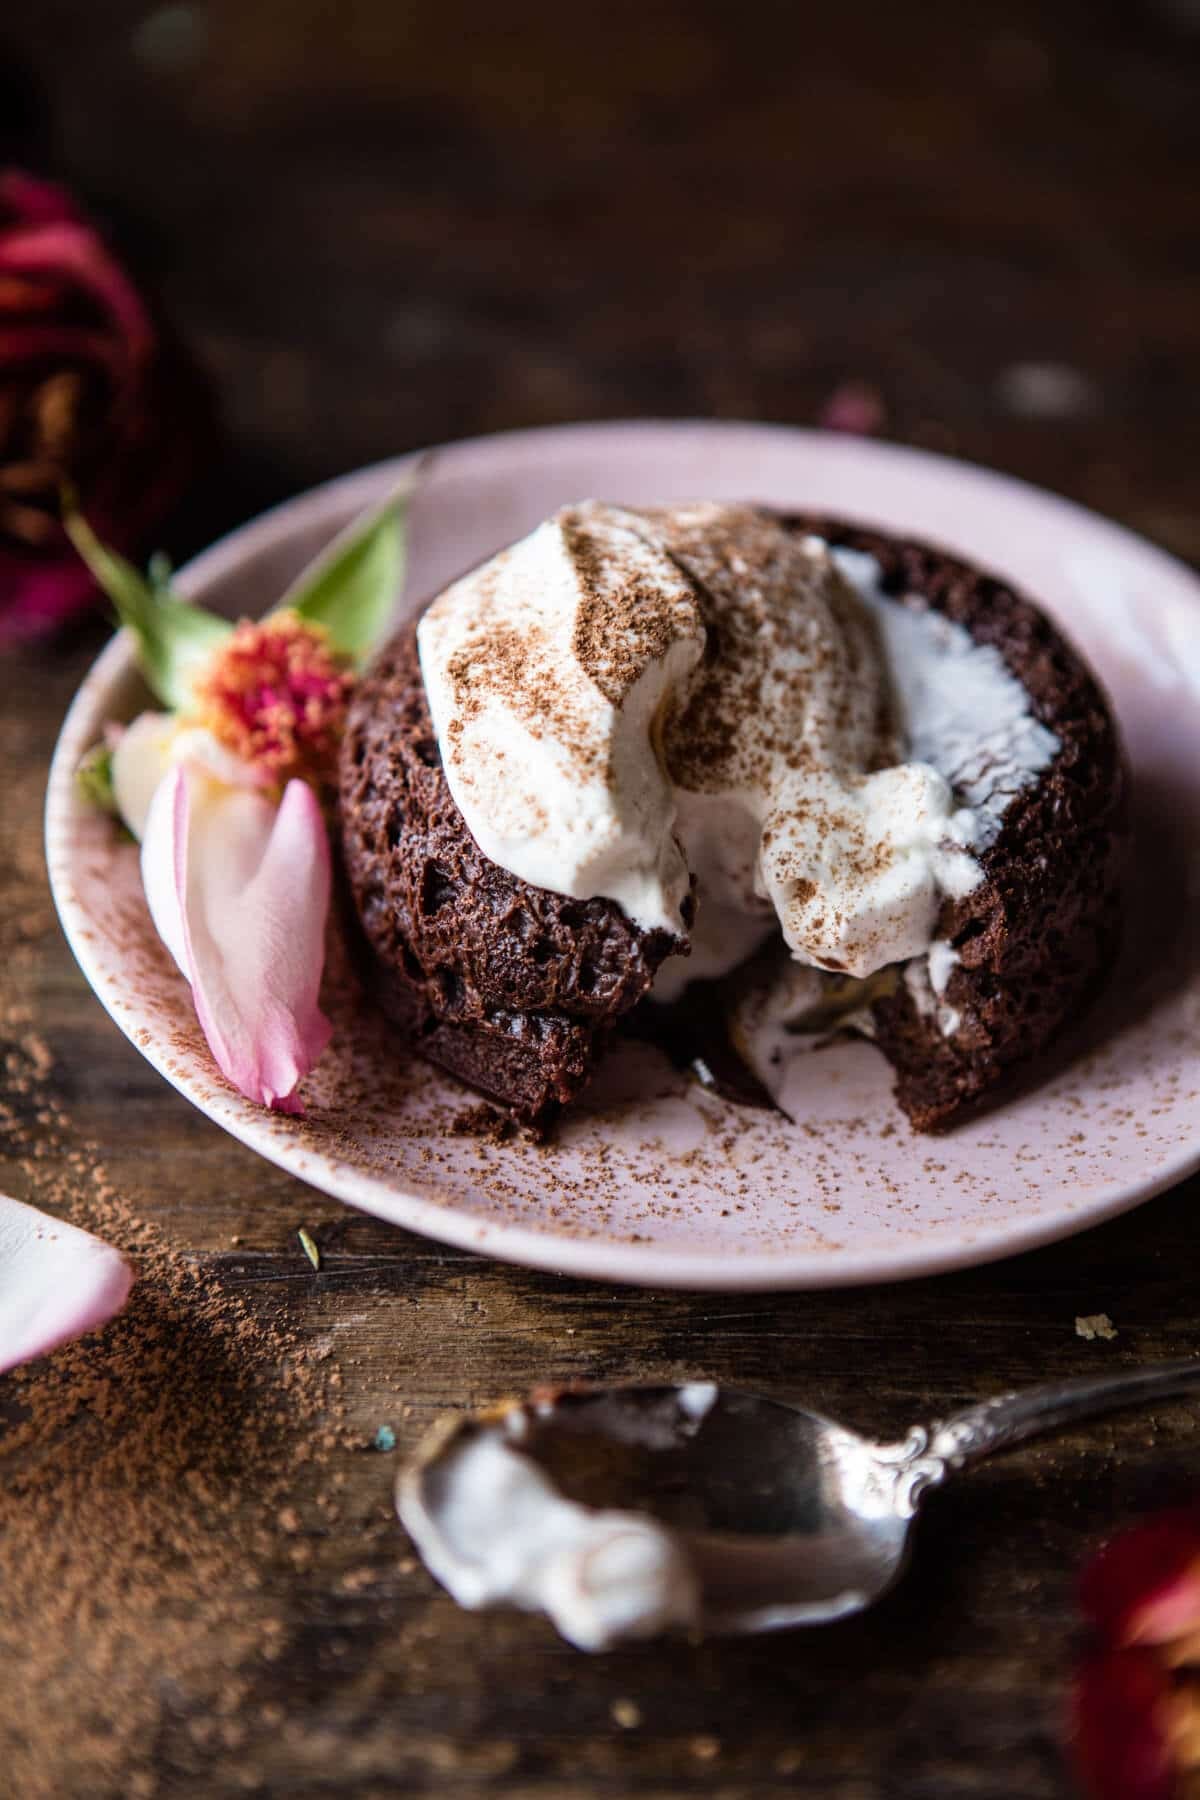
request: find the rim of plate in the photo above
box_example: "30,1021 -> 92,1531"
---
44,419 -> 1200,1289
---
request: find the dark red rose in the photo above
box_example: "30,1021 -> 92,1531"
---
1074,1650 -> 1179,1800
1081,1509 -> 1200,1650
1073,1511 -> 1200,1799
0,170 -> 213,643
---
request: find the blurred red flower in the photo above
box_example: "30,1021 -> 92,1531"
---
818,379 -> 886,436
1073,1509 -> 1200,1799
0,171 -> 212,644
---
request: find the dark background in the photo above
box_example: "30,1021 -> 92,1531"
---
5,0 -> 1199,561
3,3 -> 1200,1797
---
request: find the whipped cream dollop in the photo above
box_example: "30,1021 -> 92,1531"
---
405,1430 -> 700,1652
418,504 -> 701,935
417,502 -> 1059,988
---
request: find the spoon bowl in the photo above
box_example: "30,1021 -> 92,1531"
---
489,1386 -> 923,1633
399,1362 -> 1200,1645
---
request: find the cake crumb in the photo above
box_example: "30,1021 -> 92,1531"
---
449,1103 -> 515,1143
339,1565 -> 377,1594
1075,1313 -> 1118,1341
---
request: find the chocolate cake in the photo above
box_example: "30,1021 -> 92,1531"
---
339,627 -> 690,1129
338,508 -> 1126,1135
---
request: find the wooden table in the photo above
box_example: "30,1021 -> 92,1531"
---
4,4 -> 1199,1794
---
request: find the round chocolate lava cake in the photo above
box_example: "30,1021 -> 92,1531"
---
338,513 -> 1127,1135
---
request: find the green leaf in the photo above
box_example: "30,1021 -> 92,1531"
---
297,1225 -> 322,1271
147,550 -> 174,594
76,741 -> 118,813
63,508 -> 231,710
278,477 -> 412,665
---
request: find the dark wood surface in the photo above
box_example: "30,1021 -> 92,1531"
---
3,3 -> 1200,1795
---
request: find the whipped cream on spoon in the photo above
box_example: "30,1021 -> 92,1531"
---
400,1365 -> 1200,1648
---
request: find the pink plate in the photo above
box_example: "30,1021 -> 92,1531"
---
45,422 -> 1200,1289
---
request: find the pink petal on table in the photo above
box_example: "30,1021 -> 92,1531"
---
141,767 -> 332,1111
0,1191 -> 133,1376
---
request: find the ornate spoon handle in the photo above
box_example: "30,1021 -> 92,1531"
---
926,1357 -> 1200,1472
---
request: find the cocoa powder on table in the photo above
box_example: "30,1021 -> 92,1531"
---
0,1028 -> 348,1800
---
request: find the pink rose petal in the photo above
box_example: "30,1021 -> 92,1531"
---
111,718 -> 270,842
141,766 -> 332,1110
171,729 -> 275,795
111,710 -> 178,839
0,1191 -> 133,1376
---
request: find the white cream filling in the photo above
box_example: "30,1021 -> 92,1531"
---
927,937 -> 962,998
831,546 -> 1060,842
905,957 -> 963,1041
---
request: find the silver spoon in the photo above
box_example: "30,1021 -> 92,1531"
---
398,1362 -> 1200,1647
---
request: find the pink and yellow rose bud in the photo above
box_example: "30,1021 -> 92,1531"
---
1074,1512 -> 1200,1799
191,610 -> 354,785
98,612 -> 349,1114
73,483 -> 409,1115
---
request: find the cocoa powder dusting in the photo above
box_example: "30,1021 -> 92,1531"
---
0,1028 -> 348,1799
565,506 -> 699,709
